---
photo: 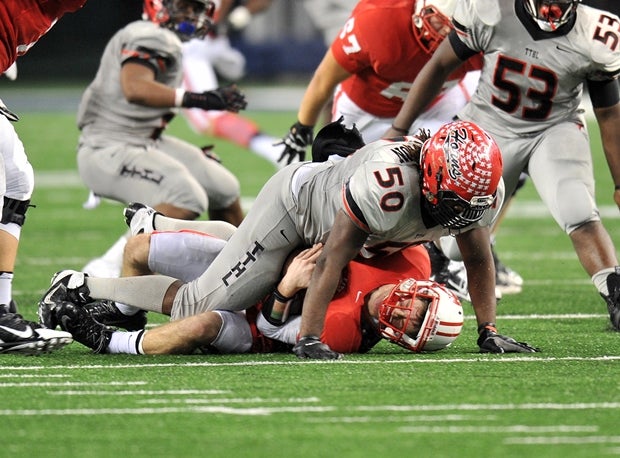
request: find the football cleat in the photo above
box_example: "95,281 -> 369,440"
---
493,247 -> 523,295
56,301 -> 112,354
0,312 -> 72,355
124,202 -> 161,236
602,268 -> 620,331
83,300 -> 147,331
38,270 -> 91,329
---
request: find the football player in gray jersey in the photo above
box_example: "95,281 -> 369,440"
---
77,0 -> 247,277
40,119 -> 539,359
386,0 -> 620,332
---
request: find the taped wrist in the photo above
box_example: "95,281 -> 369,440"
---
261,288 -> 293,326
477,322 -> 497,335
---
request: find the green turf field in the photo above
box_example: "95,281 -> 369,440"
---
2,109 -> 620,458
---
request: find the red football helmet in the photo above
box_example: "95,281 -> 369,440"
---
412,0 -> 456,54
523,0 -> 579,32
378,278 -> 463,352
420,120 -> 502,230
143,0 -> 215,40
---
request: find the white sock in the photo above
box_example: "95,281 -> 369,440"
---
107,330 -> 145,355
0,272 -> 13,305
592,267 -> 617,296
248,134 -> 284,167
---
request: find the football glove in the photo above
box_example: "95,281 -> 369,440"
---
293,335 -> 343,360
477,328 -> 539,353
182,85 -> 247,112
278,121 -> 314,164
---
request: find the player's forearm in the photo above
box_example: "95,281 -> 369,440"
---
299,264 -> 340,337
457,229 -> 497,326
297,80 -> 333,126
123,80 -> 176,108
297,51 -> 349,126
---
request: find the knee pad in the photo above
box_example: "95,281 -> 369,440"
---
1,197 -> 31,226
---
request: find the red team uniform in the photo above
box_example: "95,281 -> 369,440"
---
0,0 -> 87,72
248,245 -> 431,354
330,0 -> 482,118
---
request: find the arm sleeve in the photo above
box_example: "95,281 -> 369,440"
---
588,78 -> 620,108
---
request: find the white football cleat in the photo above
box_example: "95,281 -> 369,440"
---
123,202 -> 161,236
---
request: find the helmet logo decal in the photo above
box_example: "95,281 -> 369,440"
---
445,127 -> 467,182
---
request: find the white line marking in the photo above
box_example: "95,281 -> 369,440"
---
0,374 -> 69,378
1,355 -> 620,372
354,402 -> 620,412
398,425 -> 598,434
50,389 -> 230,396
306,414 -> 497,423
0,405 -> 336,417
0,381 -> 146,387
137,397 -> 321,405
504,436 -> 620,445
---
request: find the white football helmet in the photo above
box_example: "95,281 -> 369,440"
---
412,0 -> 457,53
523,0 -> 579,32
378,278 -> 464,352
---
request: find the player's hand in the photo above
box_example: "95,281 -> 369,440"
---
278,244 -> 323,296
293,336 -> 343,360
205,85 -> 247,112
278,121 -> 313,164
477,328 -> 539,353
182,85 -> 247,112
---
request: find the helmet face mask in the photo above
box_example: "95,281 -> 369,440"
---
143,0 -> 215,40
378,278 -> 463,352
420,120 -> 503,230
412,1 -> 456,54
523,0 -> 579,32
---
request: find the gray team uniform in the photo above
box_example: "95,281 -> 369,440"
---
76,20 -> 239,214
451,0 -> 620,233
171,138 -> 504,319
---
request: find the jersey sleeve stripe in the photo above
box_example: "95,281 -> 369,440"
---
343,182 -> 370,232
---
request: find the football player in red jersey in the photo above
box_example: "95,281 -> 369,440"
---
0,0 -> 89,354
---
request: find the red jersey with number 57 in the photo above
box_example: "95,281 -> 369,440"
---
0,0 -> 87,73
331,0 -> 482,118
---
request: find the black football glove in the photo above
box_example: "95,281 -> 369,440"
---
182,84 -> 247,112
293,336 -> 343,360
477,327 -> 539,353
278,121 -> 314,165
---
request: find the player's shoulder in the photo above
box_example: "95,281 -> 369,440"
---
349,0 -> 414,31
574,4 -> 620,74
453,0 -> 504,28
121,20 -> 181,52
